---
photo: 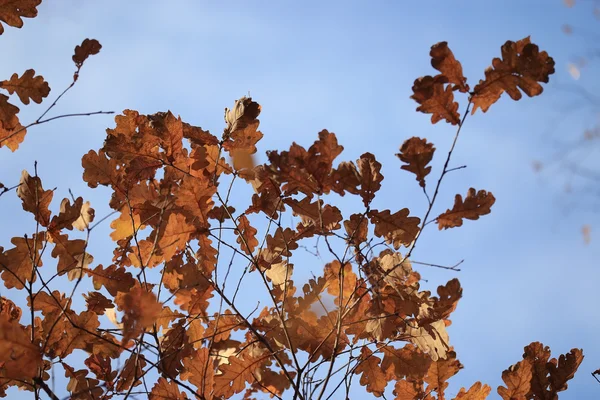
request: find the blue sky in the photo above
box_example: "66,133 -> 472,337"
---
1,1 -> 598,398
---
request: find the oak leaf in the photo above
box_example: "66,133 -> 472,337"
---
0,69 -> 50,104
437,188 -> 495,229
0,296 -> 21,322
356,347 -> 387,397
150,377 -> 189,400
235,215 -> 258,255
380,344 -> 432,381
453,382 -> 491,399
425,350 -> 463,399
472,37 -> 555,114
16,170 -> 53,227
89,264 -> 135,296
72,38 -> 102,68
521,342 -> 583,398
357,152 -> 384,207
396,137 -> 435,188
83,291 -> 114,315
394,380 -> 425,400
0,0 -> 40,34
497,359 -> 532,400
430,42 -> 469,92
214,354 -> 267,398
0,315 -> 42,379
50,197 -> 95,232
0,93 -> 24,151
405,320 -> 450,361
344,213 -> 368,246
411,75 -> 460,125
181,348 -> 215,399
116,286 -> 162,346
368,208 -> 420,249
0,234 -> 43,289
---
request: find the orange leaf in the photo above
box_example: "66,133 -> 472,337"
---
357,152 -> 384,207
497,359 -> 532,400
0,69 -> 50,104
150,377 -> 189,400
89,264 -> 135,296
181,348 -> 215,399
472,37 -> 555,114
83,291 -> 114,315
430,42 -> 469,92
16,170 -> 53,227
396,137 -> 435,188
214,355 -> 263,398
0,0 -> 40,34
437,188 -> 495,230
116,287 -> 162,346
0,234 -> 43,289
453,382 -> 491,399
411,75 -> 460,125
425,350 -> 463,399
355,347 -> 388,397
235,215 -> 258,255
0,315 -> 42,379
368,208 -> 420,249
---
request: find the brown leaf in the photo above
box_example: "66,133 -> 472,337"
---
356,347 -> 388,397
0,93 -> 25,151
0,0 -> 40,34
0,234 -> 43,289
181,348 -> 215,399
497,359 -> 532,400
437,188 -> 495,229
357,152 -> 384,207
521,342 -> 583,398
214,354 -> 263,398
425,350 -> 463,399
0,69 -> 50,104
150,377 -> 189,400
49,233 -> 93,280
368,208 -> 420,249
49,197 -> 95,232
411,75 -> 460,125
430,42 -> 469,92
116,286 -> 162,346
0,297 -> 21,322
72,38 -> 102,68
235,215 -> 258,255
89,264 -> 135,296
393,380 -> 425,400
16,170 -> 53,227
453,382 -> 491,399
344,213 -> 368,246
396,137 -> 435,188
472,37 -> 555,114
0,315 -> 42,379
83,291 -> 114,315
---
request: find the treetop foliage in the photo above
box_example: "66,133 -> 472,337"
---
0,2 -> 583,399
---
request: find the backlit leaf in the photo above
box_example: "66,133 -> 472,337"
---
437,188 -> 495,230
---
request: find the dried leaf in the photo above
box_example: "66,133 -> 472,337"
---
411,75 -> 460,125
430,42 -> 469,92
0,69 -> 50,104
472,37 -> 555,114
73,38 -> 102,68
497,359 -> 532,400
437,188 -> 495,230
396,137 -> 435,188
368,208 -> 420,249
0,0 -> 40,34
